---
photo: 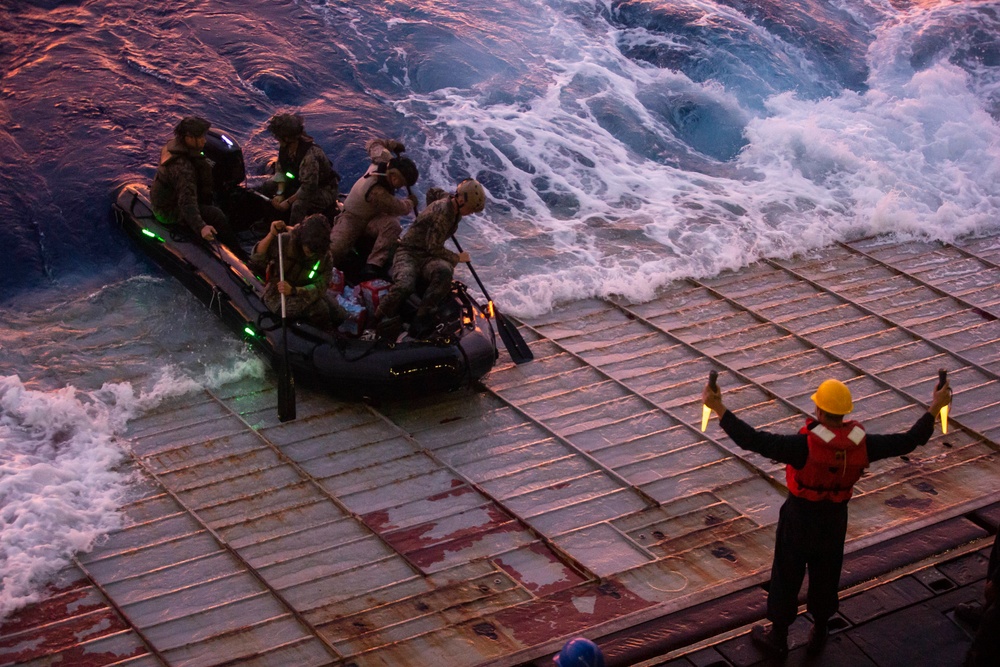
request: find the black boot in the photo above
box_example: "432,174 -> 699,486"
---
806,621 -> 828,656
751,624 -> 789,659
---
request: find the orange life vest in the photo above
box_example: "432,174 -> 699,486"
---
786,419 -> 869,502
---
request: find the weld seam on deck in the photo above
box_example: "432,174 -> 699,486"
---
585,298 -> 802,493
362,402 -> 600,582
70,556 -> 170,667
520,308 -> 787,494
203,390 -> 426,577
843,239 -> 1000,319
759,258 -> 998,447
711,265 -> 986,419
120,448 -> 344,662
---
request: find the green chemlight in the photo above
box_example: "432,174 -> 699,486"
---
285,171 -> 295,180
141,228 -> 165,242
308,260 -> 321,280
244,326 -> 259,338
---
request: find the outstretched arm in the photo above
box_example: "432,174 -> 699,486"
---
702,381 -> 809,467
867,378 -> 951,461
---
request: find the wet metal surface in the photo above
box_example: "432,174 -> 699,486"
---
2,236 -> 1000,666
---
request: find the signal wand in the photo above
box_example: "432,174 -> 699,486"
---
937,369 -> 949,434
702,371 -> 719,432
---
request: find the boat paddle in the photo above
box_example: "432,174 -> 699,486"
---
937,368 -> 948,434
450,235 -> 533,364
276,233 -> 296,422
702,370 -> 718,431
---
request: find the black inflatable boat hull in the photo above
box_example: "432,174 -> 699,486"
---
113,183 -> 498,398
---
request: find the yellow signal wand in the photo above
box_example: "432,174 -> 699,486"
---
702,370 -> 718,432
937,368 -> 949,434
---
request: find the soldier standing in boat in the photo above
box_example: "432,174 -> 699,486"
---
263,113 -> 340,227
329,138 -> 419,280
374,179 -> 487,340
150,116 -> 241,253
701,376 -> 951,659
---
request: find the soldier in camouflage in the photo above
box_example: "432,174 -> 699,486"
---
249,214 -> 346,330
264,113 -> 340,227
375,179 -> 487,339
150,116 -> 240,251
330,138 -> 419,279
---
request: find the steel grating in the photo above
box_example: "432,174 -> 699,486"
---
2,236 -> 1000,667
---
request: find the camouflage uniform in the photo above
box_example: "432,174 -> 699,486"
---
329,139 -> 413,269
376,195 -> 461,323
274,137 -> 339,226
250,234 -> 343,330
150,137 -> 231,239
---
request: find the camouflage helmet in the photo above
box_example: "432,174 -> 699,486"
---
388,156 -> 419,187
456,179 -> 486,214
174,116 -> 211,138
268,113 -> 305,140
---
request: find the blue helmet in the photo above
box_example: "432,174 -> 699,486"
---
554,637 -> 605,667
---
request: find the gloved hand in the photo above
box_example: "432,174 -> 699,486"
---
387,139 -> 406,155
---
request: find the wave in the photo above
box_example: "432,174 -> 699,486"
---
0,355 -> 266,620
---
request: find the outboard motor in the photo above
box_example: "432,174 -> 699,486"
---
202,127 -> 270,232
203,128 -> 246,195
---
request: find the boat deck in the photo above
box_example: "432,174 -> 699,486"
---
3,235 -> 1000,666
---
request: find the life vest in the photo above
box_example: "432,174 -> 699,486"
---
786,419 -> 869,502
263,235 -> 328,290
362,162 -> 395,204
277,138 -> 338,197
151,139 -> 215,210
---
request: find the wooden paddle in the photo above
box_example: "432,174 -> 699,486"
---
276,233 -> 296,422
450,235 -> 533,364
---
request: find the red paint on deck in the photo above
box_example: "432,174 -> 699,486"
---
494,579 -> 653,646
406,522 -> 526,570
361,485 -> 478,533
495,543 -> 587,597
384,504 -> 512,551
0,579 -> 95,636
0,608 -> 134,665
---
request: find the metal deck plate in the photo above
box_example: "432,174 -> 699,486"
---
3,236 -> 999,666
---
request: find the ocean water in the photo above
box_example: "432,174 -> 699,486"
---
1,0 -> 998,617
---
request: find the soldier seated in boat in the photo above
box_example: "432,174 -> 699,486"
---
374,179 -> 487,340
261,113 -> 340,227
150,116 -> 242,255
249,214 -> 347,330
330,138 -> 419,281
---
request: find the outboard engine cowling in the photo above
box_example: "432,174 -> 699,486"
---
204,128 -> 246,195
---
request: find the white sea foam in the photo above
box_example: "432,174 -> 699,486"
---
0,356 -> 265,620
392,0 -> 1000,317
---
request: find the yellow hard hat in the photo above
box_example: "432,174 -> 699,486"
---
812,379 -> 853,415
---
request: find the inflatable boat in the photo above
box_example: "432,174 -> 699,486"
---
112,130 -> 498,398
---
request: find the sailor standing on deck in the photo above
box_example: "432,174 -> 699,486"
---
702,377 -> 951,658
